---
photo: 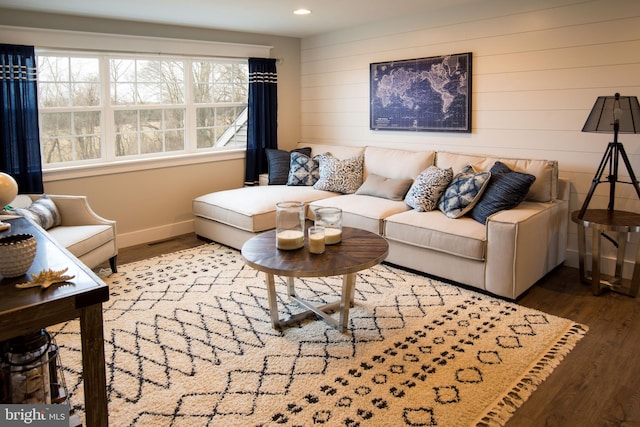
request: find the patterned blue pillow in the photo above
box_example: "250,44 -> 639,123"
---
404,166 -> 453,212
470,162 -> 536,224
439,165 -> 491,219
287,151 -> 320,186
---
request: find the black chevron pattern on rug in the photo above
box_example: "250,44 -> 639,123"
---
48,244 -> 586,426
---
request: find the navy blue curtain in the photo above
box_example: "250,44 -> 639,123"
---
0,44 -> 44,193
245,58 -> 277,185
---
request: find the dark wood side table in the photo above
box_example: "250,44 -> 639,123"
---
571,209 -> 640,297
0,216 -> 109,426
241,226 -> 389,332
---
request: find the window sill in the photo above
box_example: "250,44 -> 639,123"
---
43,150 -> 246,182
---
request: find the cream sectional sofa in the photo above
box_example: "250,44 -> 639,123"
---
193,143 -> 569,299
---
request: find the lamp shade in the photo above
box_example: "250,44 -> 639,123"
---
582,93 -> 640,134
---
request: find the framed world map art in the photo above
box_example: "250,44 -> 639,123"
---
370,52 -> 472,132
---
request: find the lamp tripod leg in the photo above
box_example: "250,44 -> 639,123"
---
617,143 -> 640,200
579,143 -> 615,218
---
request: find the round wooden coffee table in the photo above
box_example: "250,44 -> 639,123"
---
241,226 -> 389,332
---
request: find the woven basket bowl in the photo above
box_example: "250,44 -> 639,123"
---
0,234 -> 37,278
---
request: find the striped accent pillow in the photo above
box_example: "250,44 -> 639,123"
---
14,195 -> 61,230
470,162 -> 536,224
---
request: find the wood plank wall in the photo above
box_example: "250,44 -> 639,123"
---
299,0 -> 640,274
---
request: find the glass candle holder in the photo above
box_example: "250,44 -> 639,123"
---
276,201 -> 305,250
314,207 -> 342,244
308,226 -> 325,254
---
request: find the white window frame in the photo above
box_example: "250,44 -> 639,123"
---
0,25 -> 271,182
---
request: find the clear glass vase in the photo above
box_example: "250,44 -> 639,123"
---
276,201 -> 305,250
314,207 -> 342,244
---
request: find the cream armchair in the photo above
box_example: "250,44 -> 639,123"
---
8,194 -> 118,273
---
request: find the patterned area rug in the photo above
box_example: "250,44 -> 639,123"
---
49,244 -> 587,426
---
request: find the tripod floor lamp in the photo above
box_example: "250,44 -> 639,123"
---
578,93 -> 640,219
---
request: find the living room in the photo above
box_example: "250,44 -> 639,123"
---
1,0 -> 639,425
0,0 -> 637,268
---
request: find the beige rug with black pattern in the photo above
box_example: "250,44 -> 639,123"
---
49,243 -> 587,426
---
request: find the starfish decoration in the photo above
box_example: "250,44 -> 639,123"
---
15,268 -> 75,289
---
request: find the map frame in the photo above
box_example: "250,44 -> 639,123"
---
370,52 -> 472,133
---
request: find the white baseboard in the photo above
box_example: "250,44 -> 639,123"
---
117,219 -> 195,249
564,249 -> 579,269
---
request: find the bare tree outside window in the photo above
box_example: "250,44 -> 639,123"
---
110,58 -> 186,158
37,51 -> 248,167
193,60 -> 248,149
37,55 -> 101,163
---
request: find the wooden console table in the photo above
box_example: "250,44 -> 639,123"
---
0,216 -> 109,426
571,209 -> 640,297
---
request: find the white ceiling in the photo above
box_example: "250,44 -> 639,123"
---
0,0 -> 483,38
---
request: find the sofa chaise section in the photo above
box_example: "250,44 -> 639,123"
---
193,144 -> 367,249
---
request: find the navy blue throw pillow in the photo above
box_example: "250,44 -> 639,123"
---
470,162 -> 536,224
265,147 -> 312,185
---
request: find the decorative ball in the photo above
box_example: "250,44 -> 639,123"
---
0,172 -> 18,208
0,234 -> 37,278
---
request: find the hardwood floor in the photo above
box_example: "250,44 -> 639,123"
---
99,234 -> 640,427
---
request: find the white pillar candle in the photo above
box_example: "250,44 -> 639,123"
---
277,230 -> 304,250
308,226 -> 325,254
324,227 -> 342,245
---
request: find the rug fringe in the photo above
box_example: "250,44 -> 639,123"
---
474,322 -> 588,427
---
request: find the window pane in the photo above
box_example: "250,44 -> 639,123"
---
37,56 -> 68,82
192,61 -> 213,103
161,61 -> 184,103
138,83 -> 161,104
193,83 -> 211,104
214,84 -> 233,102
115,133 -> 138,157
112,83 -> 136,105
75,136 -> 101,160
196,107 -> 214,127
72,83 -> 100,106
39,111 -> 101,163
213,63 -> 232,82
141,131 -> 162,154
165,130 -> 184,151
165,109 -> 184,129
111,58 -> 185,106
40,112 -> 71,137
140,109 -> 162,129
197,128 -> 217,149
38,56 -> 100,108
41,137 -> 73,163
39,82 -> 70,107
217,106 -> 237,127
74,111 -> 100,135
114,110 -> 137,131
70,57 -> 99,82
111,59 -> 136,82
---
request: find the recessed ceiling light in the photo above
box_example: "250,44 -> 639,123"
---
293,9 -> 312,15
